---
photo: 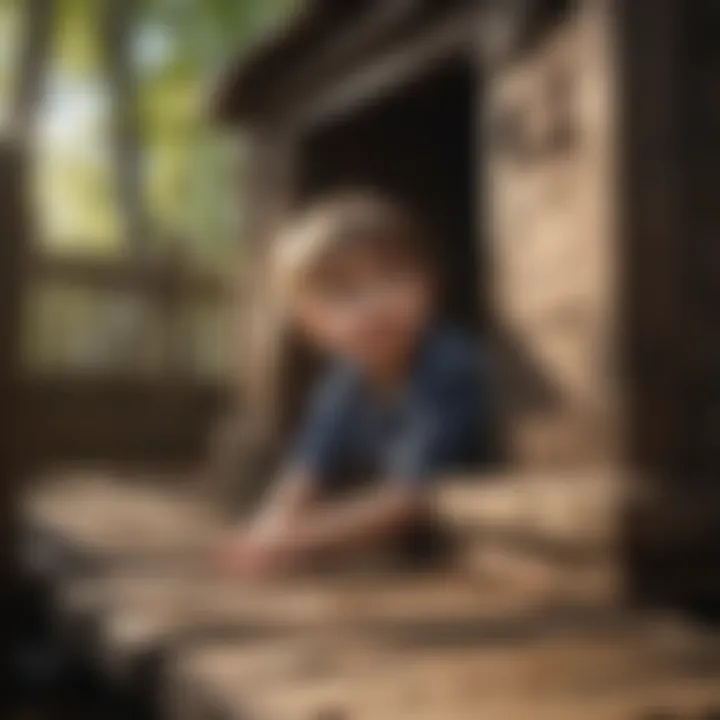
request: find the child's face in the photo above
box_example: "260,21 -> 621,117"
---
296,240 -> 435,374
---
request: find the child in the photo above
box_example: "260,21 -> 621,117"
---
217,192 -> 486,578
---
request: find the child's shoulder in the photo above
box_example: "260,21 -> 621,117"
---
420,324 -> 484,380
309,361 -> 362,415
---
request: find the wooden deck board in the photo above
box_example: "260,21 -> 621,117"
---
169,620 -> 720,720
54,563 -> 618,686
23,473 -> 719,720
22,471 -> 619,576
439,471 -> 620,556
22,474 -> 217,570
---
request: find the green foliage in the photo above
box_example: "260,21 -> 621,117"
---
133,0 -> 300,268
29,0 -> 299,266
2,0 -> 306,378
55,0 -> 100,75
0,0 -> 21,126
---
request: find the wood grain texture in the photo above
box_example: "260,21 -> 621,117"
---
169,620 -> 720,720
20,474 -> 720,719
486,0 -> 620,469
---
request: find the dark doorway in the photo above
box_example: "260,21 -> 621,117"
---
289,59 -> 502,462
298,60 -> 483,333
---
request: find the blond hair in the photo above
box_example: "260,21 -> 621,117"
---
271,191 -> 430,307
242,192 -> 431,444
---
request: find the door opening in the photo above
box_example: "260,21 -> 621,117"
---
299,60 -> 482,332
288,59 -> 502,465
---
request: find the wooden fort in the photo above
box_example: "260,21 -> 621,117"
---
210,0 -> 720,607
7,1 -> 720,718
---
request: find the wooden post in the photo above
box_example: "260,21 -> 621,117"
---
484,0 -> 621,470
0,137 -> 29,696
207,127 -> 299,515
621,0 -> 720,614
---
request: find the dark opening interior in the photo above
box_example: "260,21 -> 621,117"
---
286,59 -> 501,463
298,60 -> 482,332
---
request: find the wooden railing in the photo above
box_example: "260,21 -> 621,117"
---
0,136 -> 238,472
19,249 -> 235,470
27,250 -> 226,299
23,249 -> 234,381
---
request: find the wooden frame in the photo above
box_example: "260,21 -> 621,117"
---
285,4 -> 482,134
0,139 -> 26,666
231,0 -> 623,471
213,0 -> 720,610
28,252 -> 225,301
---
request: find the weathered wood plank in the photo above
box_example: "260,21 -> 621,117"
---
168,619 -> 720,720
63,564 -> 617,685
20,381 -> 225,472
440,470 -> 619,551
22,473 -> 622,703
24,471 -> 619,572
23,475 -> 720,720
29,251 -> 227,300
0,137 -> 29,690
22,474 -> 217,574
288,5 -> 480,133
486,0 -> 620,469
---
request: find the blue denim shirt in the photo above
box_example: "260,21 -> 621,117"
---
292,325 -> 488,494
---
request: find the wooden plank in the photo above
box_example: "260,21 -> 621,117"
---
20,474 -> 620,698
23,471 -> 620,580
615,0 -> 682,474
23,473 -> 620,695
23,475 -> 717,720
43,514 -> 619,700
440,471 -> 619,552
168,619 -> 720,720
67,565 -> 615,676
276,0 -> 421,113
288,5 -> 480,133
485,1 -> 621,468
48,561 -> 625,712
621,1 -> 720,610
29,249 -> 227,300
207,2 -> 354,122
22,475 -> 217,572
20,379 -> 226,471
0,137 -> 28,682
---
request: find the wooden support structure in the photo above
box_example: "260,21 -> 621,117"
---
619,0 -> 720,615
0,138 -> 28,691
206,0 -> 720,610
19,474 -> 720,719
210,0 -> 625,485
20,248 -> 230,471
13,0 -> 720,716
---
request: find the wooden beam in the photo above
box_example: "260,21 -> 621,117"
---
0,139 -> 28,693
287,5 -> 482,133
19,376 -> 226,471
207,2 -> 355,123
272,0 -> 422,119
29,251 -> 228,301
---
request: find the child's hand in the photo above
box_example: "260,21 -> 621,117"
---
212,527 -> 294,580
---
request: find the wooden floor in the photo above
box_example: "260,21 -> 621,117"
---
19,471 -> 720,720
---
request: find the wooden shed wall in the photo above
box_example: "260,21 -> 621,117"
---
481,0 -> 619,469
232,0 -> 720,486
233,1 -> 623,474
673,0 -> 720,483
0,140 -> 26,659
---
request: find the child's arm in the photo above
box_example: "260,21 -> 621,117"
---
218,482 -> 426,577
272,339 -> 482,567
262,485 -> 427,561
250,469 -> 316,534
214,468 -> 316,575
215,368 -> 355,577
